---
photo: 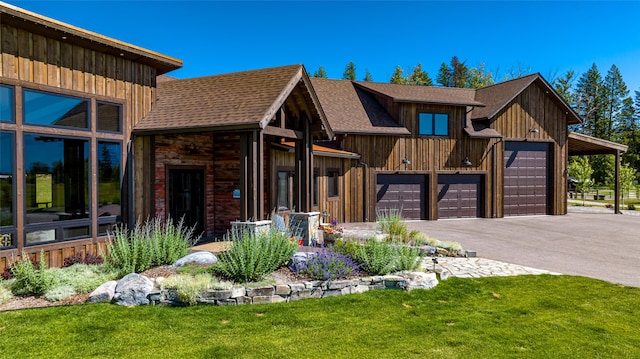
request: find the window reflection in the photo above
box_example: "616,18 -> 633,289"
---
0,132 -> 13,227
98,142 -> 121,219
24,135 -> 89,224
0,85 -> 14,122
97,102 -> 121,132
24,90 -> 89,129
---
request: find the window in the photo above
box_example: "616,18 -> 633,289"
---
0,132 -> 15,246
312,170 -> 319,207
277,171 -> 292,210
328,170 -> 339,198
97,102 -> 122,132
98,142 -> 122,234
0,85 -> 14,123
24,135 -> 89,227
24,89 -> 89,129
419,112 -> 449,136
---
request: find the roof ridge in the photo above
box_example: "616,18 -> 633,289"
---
479,72 -> 540,90
167,64 -> 303,82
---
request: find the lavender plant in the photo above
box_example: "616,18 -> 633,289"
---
297,248 -> 360,281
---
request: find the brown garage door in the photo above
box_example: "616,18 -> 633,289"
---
504,142 -> 549,216
376,174 -> 426,220
437,174 -> 482,219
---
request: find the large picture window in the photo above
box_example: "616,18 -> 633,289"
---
24,89 -> 89,129
0,132 -> 14,229
98,142 -> 122,232
419,112 -> 449,136
24,134 -> 89,225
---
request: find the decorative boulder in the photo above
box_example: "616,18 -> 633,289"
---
288,252 -> 317,272
173,251 -> 218,268
402,272 -> 439,291
113,273 -> 154,306
87,280 -> 117,303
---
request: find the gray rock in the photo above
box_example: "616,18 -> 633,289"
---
114,273 -> 154,306
87,280 -> 117,303
173,251 -> 218,268
288,252 -> 317,272
402,271 -> 439,291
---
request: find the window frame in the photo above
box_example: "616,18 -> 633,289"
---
276,169 -> 294,211
418,112 -> 449,136
327,169 -> 340,199
0,84 -> 15,123
23,88 -> 90,131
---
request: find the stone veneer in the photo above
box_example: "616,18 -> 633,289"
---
148,275 -> 426,306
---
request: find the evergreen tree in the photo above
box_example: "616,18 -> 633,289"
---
621,92 -> 640,178
313,66 -> 327,78
574,63 -> 605,137
603,64 -> 629,140
342,62 -> 356,81
363,69 -> 373,82
450,56 -> 469,88
436,62 -> 452,87
553,70 -> 576,106
389,65 -> 408,84
408,64 -> 432,86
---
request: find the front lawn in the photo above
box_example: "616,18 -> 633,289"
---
1,275 -> 639,358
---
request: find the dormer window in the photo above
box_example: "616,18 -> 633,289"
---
418,112 -> 449,136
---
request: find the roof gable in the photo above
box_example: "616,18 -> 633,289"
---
354,81 -> 484,107
135,65 -> 330,134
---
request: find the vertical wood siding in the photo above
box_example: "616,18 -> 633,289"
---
0,23 -> 158,269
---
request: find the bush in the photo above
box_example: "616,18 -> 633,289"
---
214,228 -> 298,283
296,248 -> 360,281
161,274 -> 232,305
10,251 -> 56,296
353,238 -> 395,275
333,238 -> 361,258
0,285 -> 12,304
628,204 -> 636,211
48,264 -> 118,294
377,209 -> 408,242
1,267 -> 12,280
395,245 -> 422,271
44,285 -> 76,302
104,216 -> 197,277
63,253 -> 104,268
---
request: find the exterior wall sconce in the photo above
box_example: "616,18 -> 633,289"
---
463,157 -> 472,166
401,158 -> 411,165
529,128 -> 539,133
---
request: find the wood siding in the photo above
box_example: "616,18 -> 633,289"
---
0,23 -> 158,269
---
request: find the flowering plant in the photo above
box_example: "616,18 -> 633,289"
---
289,236 -> 304,246
318,220 -> 344,236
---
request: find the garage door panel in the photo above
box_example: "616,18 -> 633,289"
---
437,175 -> 482,219
376,174 -> 426,220
504,142 -> 549,216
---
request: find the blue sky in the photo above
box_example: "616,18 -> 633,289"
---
9,1 -> 640,94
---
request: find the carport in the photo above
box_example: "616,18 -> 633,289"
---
568,132 -> 629,213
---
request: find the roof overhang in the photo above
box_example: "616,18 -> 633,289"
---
280,142 -> 360,159
0,2 -> 182,75
568,132 -> 628,155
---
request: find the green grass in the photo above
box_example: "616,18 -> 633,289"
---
1,275 -> 639,358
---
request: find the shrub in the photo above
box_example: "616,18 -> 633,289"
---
104,216 -> 197,276
162,274 -> 232,305
48,264 -> 118,294
62,253 -> 104,268
395,245 -> 422,271
333,238 -> 361,258
296,248 -> 360,281
0,285 -> 12,304
377,209 -> 408,242
1,267 -> 12,280
354,238 -> 395,275
214,228 -> 298,283
44,285 -> 76,302
10,251 -> 56,296
628,204 -> 636,211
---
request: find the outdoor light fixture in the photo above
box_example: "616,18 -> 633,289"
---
432,257 -> 438,271
529,128 -> 540,133
401,158 -> 411,165
463,157 -> 472,166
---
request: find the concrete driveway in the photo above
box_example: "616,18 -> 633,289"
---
344,208 -> 640,287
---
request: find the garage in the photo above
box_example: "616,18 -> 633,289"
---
437,174 -> 483,219
376,174 -> 426,220
503,141 -> 549,216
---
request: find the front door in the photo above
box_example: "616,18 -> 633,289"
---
168,169 -> 204,236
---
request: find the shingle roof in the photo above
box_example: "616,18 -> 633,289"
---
309,78 -> 410,136
354,81 -> 484,107
135,65 -> 305,133
471,73 -> 581,124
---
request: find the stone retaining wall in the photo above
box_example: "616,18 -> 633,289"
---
148,275 -> 423,306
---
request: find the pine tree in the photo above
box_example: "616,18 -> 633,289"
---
553,70 -> 576,106
620,96 -> 639,174
436,62 -> 451,87
603,64 -> 629,140
363,69 -> 373,82
389,65 -> 408,84
467,63 -> 494,89
342,62 -> 356,81
408,64 -> 432,86
450,56 -> 469,88
575,63 -> 605,137
313,66 -> 327,78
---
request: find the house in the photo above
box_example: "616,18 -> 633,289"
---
0,3 -> 181,267
309,75 -> 628,222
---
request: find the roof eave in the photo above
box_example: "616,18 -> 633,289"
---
132,123 -> 261,136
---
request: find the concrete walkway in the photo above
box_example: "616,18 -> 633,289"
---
343,208 -> 640,287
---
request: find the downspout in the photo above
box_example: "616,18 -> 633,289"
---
128,135 -> 136,227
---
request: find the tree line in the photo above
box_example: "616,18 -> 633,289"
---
312,58 -> 640,184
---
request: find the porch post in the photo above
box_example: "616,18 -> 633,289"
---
294,116 -> 312,212
239,131 -> 264,221
614,150 -> 621,214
